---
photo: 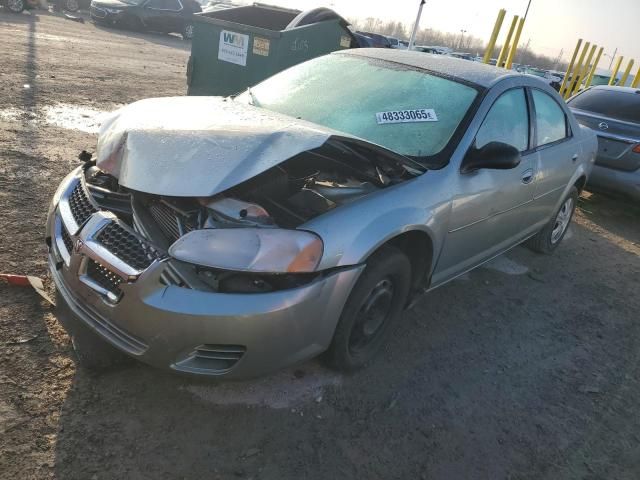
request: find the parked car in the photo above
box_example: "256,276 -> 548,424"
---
47,49 -> 595,378
90,0 -> 201,39
568,86 -> 640,200
414,45 -> 442,54
355,31 -> 391,48
385,36 -> 404,49
449,52 -> 474,61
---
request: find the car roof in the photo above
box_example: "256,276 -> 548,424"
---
338,48 -> 521,88
589,85 -> 640,95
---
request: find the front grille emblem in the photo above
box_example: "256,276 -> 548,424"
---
74,239 -> 83,253
598,122 -> 609,131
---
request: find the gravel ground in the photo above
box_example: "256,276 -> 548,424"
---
1,12 -> 640,480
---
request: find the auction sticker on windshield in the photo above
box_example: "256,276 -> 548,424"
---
376,109 -> 438,124
219,30 -> 249,66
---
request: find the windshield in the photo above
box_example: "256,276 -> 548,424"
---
569,88 -> 640,124
236,54 -> 479,164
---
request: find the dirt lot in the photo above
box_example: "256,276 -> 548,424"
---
1,11 -> 640,480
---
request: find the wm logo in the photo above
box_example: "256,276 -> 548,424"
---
223,32 -> 245,47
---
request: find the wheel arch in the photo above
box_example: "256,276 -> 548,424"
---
367,229 -> 435,293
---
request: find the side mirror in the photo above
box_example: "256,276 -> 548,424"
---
461,141 -> 521,173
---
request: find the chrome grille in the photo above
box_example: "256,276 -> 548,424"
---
86,259 -> 123,299
61,225 -> 74,255
96,223 -> 161,271
68,182 -> 97,226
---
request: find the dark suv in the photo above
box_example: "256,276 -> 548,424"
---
90,0 -> 201,39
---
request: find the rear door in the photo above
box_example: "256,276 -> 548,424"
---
142,0 -> 184,32
569,89 -> 640,173
530,88 -> 578,218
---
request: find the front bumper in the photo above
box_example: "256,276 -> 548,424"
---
588,164 -> 640,201
46,168 -> 363,378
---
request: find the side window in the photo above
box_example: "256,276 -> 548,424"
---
532,90 -> 568,146
475,88 -> 529,152
165,0 -> 181,10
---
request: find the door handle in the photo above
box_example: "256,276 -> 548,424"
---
571,154 -> 578,162
521,168 -> 534,184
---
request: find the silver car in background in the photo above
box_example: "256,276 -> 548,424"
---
47,49 -> 596,378
569,86 -> 640,200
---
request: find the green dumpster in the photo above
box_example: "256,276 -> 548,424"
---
187,3 -> 355,96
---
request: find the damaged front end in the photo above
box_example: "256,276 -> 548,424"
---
65,136 -> 416,299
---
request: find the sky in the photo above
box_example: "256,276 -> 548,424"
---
271,0 -> 640,71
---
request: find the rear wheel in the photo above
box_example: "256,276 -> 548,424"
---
324,246 -> 411,371
64,0 -> 79,11
526,187 -> 578,253
182,23 -> 194,40
6,0 -> 25,13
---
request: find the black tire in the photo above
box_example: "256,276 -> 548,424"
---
324,246 -> 411,372
56,292 -> 131,371
6,0 -> 25,13
182,23 -> 194,40
526,186 -> 578,254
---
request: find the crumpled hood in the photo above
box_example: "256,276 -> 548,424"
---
96,96 -> 344,197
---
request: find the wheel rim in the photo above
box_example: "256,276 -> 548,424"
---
348,278 -> 395,353
184,24 -> 194,38
8,0 -> 23,11
551,197 -> 573,244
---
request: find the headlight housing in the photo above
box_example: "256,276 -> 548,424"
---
168,228 -> 323,273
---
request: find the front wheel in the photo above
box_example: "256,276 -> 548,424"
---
6,0 -> 25,13
324,246 -> 411,372
526,187 -> 578,253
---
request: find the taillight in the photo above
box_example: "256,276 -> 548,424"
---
633,145 -> 640,153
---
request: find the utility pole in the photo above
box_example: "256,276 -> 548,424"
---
520,38 -> 531,64
553,48 -> 563,70
523,0 -> 532,21
608,47 -> 618,70
458,29 -> 467,50
408,0 -> 426,50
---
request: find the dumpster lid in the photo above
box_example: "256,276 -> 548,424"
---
96,96 -> 351,197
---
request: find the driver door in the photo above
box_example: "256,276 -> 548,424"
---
434,87 -> 538,283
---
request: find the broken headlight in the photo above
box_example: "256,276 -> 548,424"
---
168,228 -> 323,273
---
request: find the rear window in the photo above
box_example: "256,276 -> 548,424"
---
568,89 -> 640,124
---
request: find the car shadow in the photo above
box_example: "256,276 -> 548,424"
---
578,190 -> 640,248
50,220 -> 640,479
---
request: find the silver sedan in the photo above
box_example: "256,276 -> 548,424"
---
47,49 -> 596,378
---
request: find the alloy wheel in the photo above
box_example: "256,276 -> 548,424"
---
551,197 -> 573,244
7,0 -> 24,12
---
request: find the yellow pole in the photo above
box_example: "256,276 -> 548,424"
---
632,69 -> 640,88
609,56 -> 623,85
584,46 -> 604,88
564,42 -> 590,99
483,9 -> 506,64
619,59 -> 634,86
505,17 -> 525,70
559,39 -> 582,97
496,15 -> 519,68
570,44 -> 597,97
